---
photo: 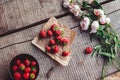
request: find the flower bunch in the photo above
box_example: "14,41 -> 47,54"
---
63,0 -> 120,80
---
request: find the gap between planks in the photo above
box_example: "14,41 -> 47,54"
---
0,0 -> 115,38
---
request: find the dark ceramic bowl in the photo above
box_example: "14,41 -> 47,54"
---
9,54 -> 39,80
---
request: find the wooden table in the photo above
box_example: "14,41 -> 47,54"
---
0,0 -> 120,80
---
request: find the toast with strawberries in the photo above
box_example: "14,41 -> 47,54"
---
32,17 -> 76,66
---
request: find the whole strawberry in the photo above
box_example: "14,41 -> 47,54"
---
13,65 -> 18,71
39,30 -> 46,38
32,69 -> 37,73
53,45 -> 59,53
54,30 -> 61,36
23,73 -> 29,79
19,63 -> 25,71
24,59 -> 30,66
47,30 -> 53,37
30,73 -> 36,79
14,72 -> 21,80
62,51 -> 69,57
16,59 -> 21,65
31,61 -> 37,66
51,24 -> 58,32
85,47 -> 93,54
25,67 -> 31,73
62,38 -> 69,45
46,46 -> 51,52
56,36 -> 63,43
49,39 -> 56,45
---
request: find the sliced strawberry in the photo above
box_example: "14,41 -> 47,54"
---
46,46 -> 51,52
25,67 -> 31,73
62,38 -> 69,45
23,73 -> 29,79
24,59 -> 30,66
30,73 -> 35,79
39,30 -> 46,38
16,59 -> 21,65
14,72 -> 21,80
54,30 -> 61,36
19,63 -> 25,71
47,30 -> 53,37
13,65 -> 18,71
31,61 -> 37,66
62,51 -> 69,57
51,24 -> 59,31
53,45 -> 59,53
56,36 -> 63,43
49,39 -> 56,45
85,47 -> 93,54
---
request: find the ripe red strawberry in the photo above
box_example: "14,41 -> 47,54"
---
32,69 -> 37,73
30,73 -> 35,79
46,46 -> 51,52
19,63 -> 25,71
62,38 -> 69,45
23,73 -> 29,79
47,30 -> 53,37
24,59 -> 30,66
54,30 -> 61,36
13,65 -> 18,71
85,47 -> 93,54
14,72 -> 21,80
62,51 -> 69,57
51,24 -> 58,31
16,59 -> 21,65
49,39 -> 56,45
31,61 -> 36,66
39,30 -> 46,38
53,45 -> 59,53
56,36 -> 63,43
25,67 -> 31,73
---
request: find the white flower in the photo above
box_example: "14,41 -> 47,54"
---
94,9 -> 104,16
63,0 -> 71,8
90,21 -> 99,33
69,4 -> 82,17
99,16 -> 107,24
106,17 -> 111,24
80,17 -> 90,30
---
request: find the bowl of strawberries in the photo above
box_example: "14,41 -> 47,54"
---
9,54 -> 39,80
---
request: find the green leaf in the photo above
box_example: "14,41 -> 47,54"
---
100,52 -> 115,58
92,49 -> 99,57
92,0 -> 103,9
105,38 -> 110,44
94,45 -> 101,49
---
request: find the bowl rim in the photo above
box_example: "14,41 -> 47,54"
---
9,54 -> 39,80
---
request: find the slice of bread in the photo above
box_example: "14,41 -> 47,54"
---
104,72 -> 120,80
32,17 -> 76,66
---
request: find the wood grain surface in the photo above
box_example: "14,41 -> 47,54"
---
0,0 -> 120,80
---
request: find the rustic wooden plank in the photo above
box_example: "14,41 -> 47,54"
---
0,0 -> 114,36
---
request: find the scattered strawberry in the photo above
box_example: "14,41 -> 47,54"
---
39,30 -> 46,38
53,45 -> 59,53
14,72 -> 21,80
24,59 -> 30,66
13,65 -> 18,71
62,51 -> 69,57
85,47 -> 93,54
31,61 -> 37,66
62,38 -> 69,45
46,46 -> 51,52
16,59 -> 21,65
32,69 -> 37,73
23,73 -> 29,79
30,73 -> 35,79
54,30 -> 61,36
25,67 -> 31,73
19,63 -> 25,71
49,39 -> 56,45
47,30 -> 53,37
56,36 -> 63,43
51,24 -> 58,31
